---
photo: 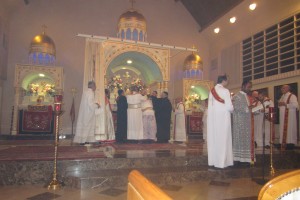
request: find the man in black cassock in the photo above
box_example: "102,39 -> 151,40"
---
156,91 -> 172,143
116,89 -> 128,143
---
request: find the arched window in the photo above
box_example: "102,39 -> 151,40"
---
121,30 -> 125,40
126,28 -> 131,40
133,29 -> 138,41
139,31 -> 144,41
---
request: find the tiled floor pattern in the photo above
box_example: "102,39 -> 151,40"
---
0,178 -> 262,200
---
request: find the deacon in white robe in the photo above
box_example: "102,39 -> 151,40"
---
95,89 -> 115,142
126,87 -> 146,140
257,92 -> 274,147
141,98 -> 157,141
207,75 -> 234,168
73,81 -> 101,144
251,91 -> 264,147
278,85 -> 299,148
173,98 -> 187,142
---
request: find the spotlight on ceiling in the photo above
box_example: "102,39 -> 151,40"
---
214,27 -> 220,34
39,73 -> 45,77
230,17 -> 236,24
191,85 -> 195,89
127,60 -> 132,64
122,67 -> 126,69
249,3 -> 257,11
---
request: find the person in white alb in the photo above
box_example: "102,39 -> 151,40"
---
73,81 -> 101,144
173,97 -> 187,142
126,86 -> 147,142
141,95 -> 157,142
207,75 -> 234,168
257,92 -> 274,148
278,85 -> 299,150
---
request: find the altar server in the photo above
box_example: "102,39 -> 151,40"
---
73,81 -> 101,144
207,75 -> 234,168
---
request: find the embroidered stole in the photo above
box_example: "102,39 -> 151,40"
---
211,87 -> 225,104
281,93 -> 293,151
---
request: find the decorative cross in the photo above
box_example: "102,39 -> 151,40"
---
130,0 -> 136,8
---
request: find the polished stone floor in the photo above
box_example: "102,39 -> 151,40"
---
0,137 -> 299,199
0,177 -> 261,200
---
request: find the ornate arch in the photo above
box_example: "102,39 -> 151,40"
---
102,41 -> 169,81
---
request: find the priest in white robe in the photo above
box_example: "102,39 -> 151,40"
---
257,92 -> 274,148
73,81 -> 101,144
278,85 -> 299,150
141,96 -> 157,142
251,91 -> 264,147
173,97 -> 187,142
207,75 -> 234,168
126,86 -> 146,141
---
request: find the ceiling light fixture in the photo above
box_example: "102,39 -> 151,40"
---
214,27 -> 220,34
249,3 -> 257,11
230,17 -> 236,24
127,60 -> 132,64
191,85 -> 195,88
39,73 -> 45,77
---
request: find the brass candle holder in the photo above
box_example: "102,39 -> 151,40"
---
48,95 -> 64,190
269,107 -> 275,177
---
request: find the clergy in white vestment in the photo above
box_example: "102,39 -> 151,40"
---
73,81 -> 101,144
126,86 -> 147,141
141,97 -> 157,142
173,98 -> 187,142
251,91 -> 264,147
95,89 -> 115,142
278,85 -> 299,150
257,92 -> 274,148
207,75 -> 234,168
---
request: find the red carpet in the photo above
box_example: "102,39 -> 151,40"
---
0,146 -> 106,161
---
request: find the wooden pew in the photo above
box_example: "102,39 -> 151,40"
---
127,170 -> 173,200
258,169 -> 300,200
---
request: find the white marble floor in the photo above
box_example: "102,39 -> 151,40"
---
0,177 -> 262,200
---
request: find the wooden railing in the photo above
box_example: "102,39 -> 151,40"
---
258,169 -> 300,200
127,170 -> 173,200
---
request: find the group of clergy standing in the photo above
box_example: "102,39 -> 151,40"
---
73,81 -> 187,145
207,75 -> 299,169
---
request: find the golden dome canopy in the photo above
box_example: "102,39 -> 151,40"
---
29,31 -> 56,56
118,9 -> 146,24
183,52 -> 203,71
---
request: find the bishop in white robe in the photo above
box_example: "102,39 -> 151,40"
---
73,81 -> 101,144
278,85 -> 299,148
126,89 -> 146,140
207,75 -> 234,168
173,98 -> 187,142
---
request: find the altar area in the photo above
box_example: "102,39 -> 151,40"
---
11,64 -> 63,135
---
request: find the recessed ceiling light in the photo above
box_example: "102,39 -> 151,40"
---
214,27 -> 220,34
191,85 -> 195,88
230,17 -> 236,24
249,3 -> 256,11
122,67 -> 126,69
39,73 -> 45,77
127,60 -> 132,64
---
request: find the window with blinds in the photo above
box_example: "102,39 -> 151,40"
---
242,13 -> 300,81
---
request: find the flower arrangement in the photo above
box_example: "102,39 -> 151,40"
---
107,75 -> 123,91
28,83 -> 39,95
27,82 -> 56,96
185,93 -> 201,104
130,78 -> 145,91
42,83 -> 56,96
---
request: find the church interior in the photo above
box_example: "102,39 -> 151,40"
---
0,0 -> 300,199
